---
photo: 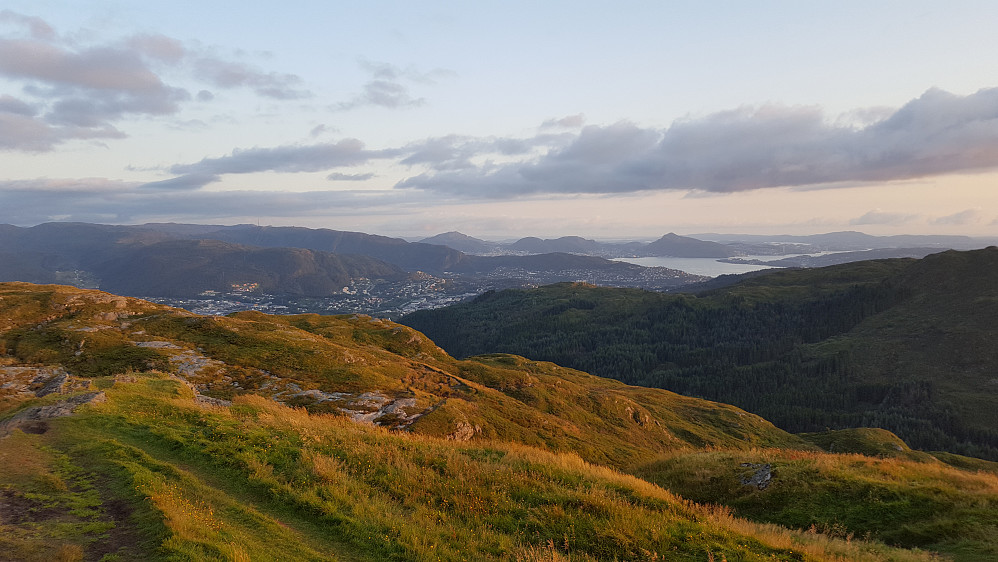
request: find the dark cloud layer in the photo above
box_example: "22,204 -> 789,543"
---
397,87 -> 998,196
146,131 -> 573,189
0,178 -> 425,225
0,12 -> 307,151
169,139 -> 384,176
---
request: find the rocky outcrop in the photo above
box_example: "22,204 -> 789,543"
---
0,366 -> 91,398
739,462 -> 772,490
447,421 -> 482,442
0,391 -> 106,438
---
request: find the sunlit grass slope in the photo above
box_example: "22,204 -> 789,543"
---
0,281 -> 991,560
400,248 -> 998,460
2,373 -> 941,561
635,442 -> 998,561
0,282 -> 805,471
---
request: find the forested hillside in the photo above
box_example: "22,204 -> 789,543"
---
402,248 -> 998,460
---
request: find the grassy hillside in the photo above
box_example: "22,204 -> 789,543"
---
635,445 -> 998,561
2,373 -> 941,561
0,282 -> 804,471
400,248 -> 998,460
4,281 -> 997,560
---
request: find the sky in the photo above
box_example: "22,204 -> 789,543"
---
2,1 -> 998,240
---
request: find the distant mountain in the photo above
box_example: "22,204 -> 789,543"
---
418,231 -> 499,254
420,232 -> 746,259
639,232 -> 740,258
445,252 -> 707,289
0,222 -> 172,280
95,239 -> 407,297
695,230 -> 995,251
0,223 -> 409,297
509,236 -> 603,254
0,223 -> 701,298
720,247 -> 945,268
0,252 -> 57,284
188,224 -> 466,273
449,252 -> 651,274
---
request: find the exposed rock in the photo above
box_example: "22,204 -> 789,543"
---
135,340 -> 182,349
0,392 -> 107,438
34,372 -> 69,397
739,462 -> 773,490
195,394 -> 232,407
447,421 -> 482,442
0,366 -> 80,397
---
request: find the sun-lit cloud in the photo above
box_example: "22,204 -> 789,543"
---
139,87 -> 998,205
849,210 -> 920,226
396,87 -> 998,197
145,131 -> 574,189
192,57 -> 309,100
540,114 -> 586,130
327,172 -> 376,181
0,11 -> 308,152
932,209 -> 982,225
333,59 -> 453,111
0,177 -> 432,225
161,139 -> 391,184
0,10 -> 56,40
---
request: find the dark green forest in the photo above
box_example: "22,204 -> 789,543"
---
402,248 -> 998,460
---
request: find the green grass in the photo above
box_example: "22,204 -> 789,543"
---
0,430 -> 116,561
0,282 -> 811,471
400,249 -> 998,460
2,373 -> 943,561
635,447 -> 998,561
1,281 -> 991,560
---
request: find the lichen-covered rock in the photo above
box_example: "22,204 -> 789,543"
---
739,462 -> 773,490
0,391 -> 106,437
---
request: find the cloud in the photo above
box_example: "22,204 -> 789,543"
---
0,178 -> 426,225
399,133 -> 573,171
146,130 -> 570,188
397,87 -> 998,197
0,10 -> 55,40
849,210 -> 919,226
0,12 -> 308,151
192,57 -> 309,99
540,114 -> 586,129
0,40 -> 173,93
141,173 -> 221,191
309,124 -> 336,137
327,172 -> 375,181
126,33 -> 186,63
334,60 -> 451,111
146,139 -> 395,189
0,111 -> 125,151
932,209 -> 982,225
0,95 -> 36,116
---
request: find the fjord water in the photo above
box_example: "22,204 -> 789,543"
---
612,255 -> 779,277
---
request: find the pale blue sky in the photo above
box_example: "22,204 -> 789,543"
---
2,1 -> 998,238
